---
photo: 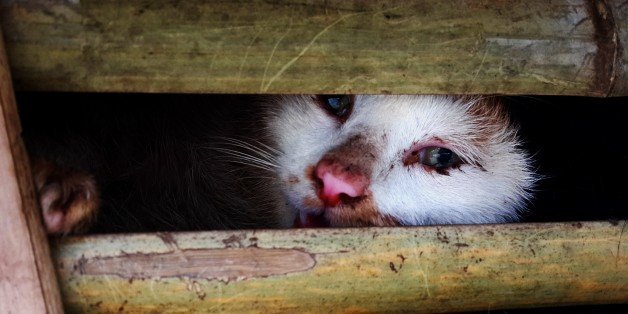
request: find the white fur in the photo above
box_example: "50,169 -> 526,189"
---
265,95 -> 536,226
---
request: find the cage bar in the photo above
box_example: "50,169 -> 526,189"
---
53,221 -> 628,313
0,0 -> 626,96
0,25 -> 63,314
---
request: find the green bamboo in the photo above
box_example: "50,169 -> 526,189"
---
0,0 -> 625,96
53,221 -> 628,313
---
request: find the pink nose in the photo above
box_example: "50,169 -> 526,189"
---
315,159 -> 368,207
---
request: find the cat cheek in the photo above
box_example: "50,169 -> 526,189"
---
302,196 -> 324,209
281,172 -> 323,210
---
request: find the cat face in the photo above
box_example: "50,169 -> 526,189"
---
265,95 -> 535,227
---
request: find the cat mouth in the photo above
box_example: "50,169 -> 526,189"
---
294,211 -> 329,228
293,194 -> 370,228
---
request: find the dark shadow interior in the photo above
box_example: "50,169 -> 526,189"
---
505,96 -> 628,223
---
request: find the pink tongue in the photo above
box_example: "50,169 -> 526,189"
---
294,213 -> 329,228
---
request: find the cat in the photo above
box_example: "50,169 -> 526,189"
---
20,94 -> 536,234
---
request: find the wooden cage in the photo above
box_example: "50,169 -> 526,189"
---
0,1 -> 627,313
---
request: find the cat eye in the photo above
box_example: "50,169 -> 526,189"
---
316,95 -> 354,120
403,146 -> 463,174
419,147 -> 462,170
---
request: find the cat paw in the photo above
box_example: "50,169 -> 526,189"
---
32,160 -> 100,235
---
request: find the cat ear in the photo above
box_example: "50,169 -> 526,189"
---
32,160 -> 99,235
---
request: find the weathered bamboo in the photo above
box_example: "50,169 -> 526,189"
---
0,0 -> 625,96
54,221 -> 628,313
611,1 -> 628,95
0,26 -> 63,313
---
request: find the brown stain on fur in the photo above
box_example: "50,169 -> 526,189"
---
465,96 -> 512,148
322,134 -> 377,178
326,196 -> 400,227
287,175 -> 300,185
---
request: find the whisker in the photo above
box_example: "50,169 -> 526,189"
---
211,147 -> 278,168
215,137 -> 279,162
216,158 -> 275,172
238,176 -> 277,180
247,138 -> 281,154
221,140 -> 276,161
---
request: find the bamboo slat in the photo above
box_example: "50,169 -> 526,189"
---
0,0 -> 625,96
0,26 -> 63,314
53,221 -> 628,313
610,0 -> 628,95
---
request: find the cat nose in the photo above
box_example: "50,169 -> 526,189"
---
314,159 -> 369,207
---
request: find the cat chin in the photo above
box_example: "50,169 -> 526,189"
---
291,194 -> 401,228
294,211 -> 328,228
